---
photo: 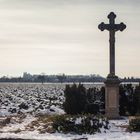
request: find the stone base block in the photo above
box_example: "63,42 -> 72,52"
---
105,75 -> 120,119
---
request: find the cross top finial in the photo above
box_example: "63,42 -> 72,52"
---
108,12 -> 116,20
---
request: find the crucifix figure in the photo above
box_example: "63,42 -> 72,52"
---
98,12 -> 126,76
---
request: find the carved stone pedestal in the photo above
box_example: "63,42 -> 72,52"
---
105,74 -> 120,119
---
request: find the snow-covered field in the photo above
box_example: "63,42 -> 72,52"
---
0,83 -> 66,116
0,83 -> 140,140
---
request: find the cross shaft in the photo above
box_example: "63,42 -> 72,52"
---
98,12 -> 126,76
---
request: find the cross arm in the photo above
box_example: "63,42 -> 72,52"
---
98,22 -> 126,31
98,22 -> 106,31
98,22 -> 114,31
116,22 -> 126,31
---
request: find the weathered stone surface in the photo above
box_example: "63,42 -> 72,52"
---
105,77 -> 120,118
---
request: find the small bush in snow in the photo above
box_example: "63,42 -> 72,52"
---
52,114 -> 109,134
129,118 -> 140,132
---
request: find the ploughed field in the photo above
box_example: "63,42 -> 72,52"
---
0,83 -> 103,117
0,83 -> 67,116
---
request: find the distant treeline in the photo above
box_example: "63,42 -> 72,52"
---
0,74 -> 105,83
122,77 -> 140,83
0,74 -> 139,83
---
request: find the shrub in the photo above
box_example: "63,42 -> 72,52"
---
85,103 -> 99,114
129,118 -> 140,132
119,84 -> 137,116
63,84 -> 87,114
52,114 -> 109,134
119,85 -> 127,115
63,84 -> 105,115
134,85 -> 140,114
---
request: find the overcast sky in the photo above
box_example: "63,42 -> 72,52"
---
0,0 -> 139,77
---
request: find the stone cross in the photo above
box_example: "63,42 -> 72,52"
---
98,12 -> 126,76
98,12 -> 127,118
